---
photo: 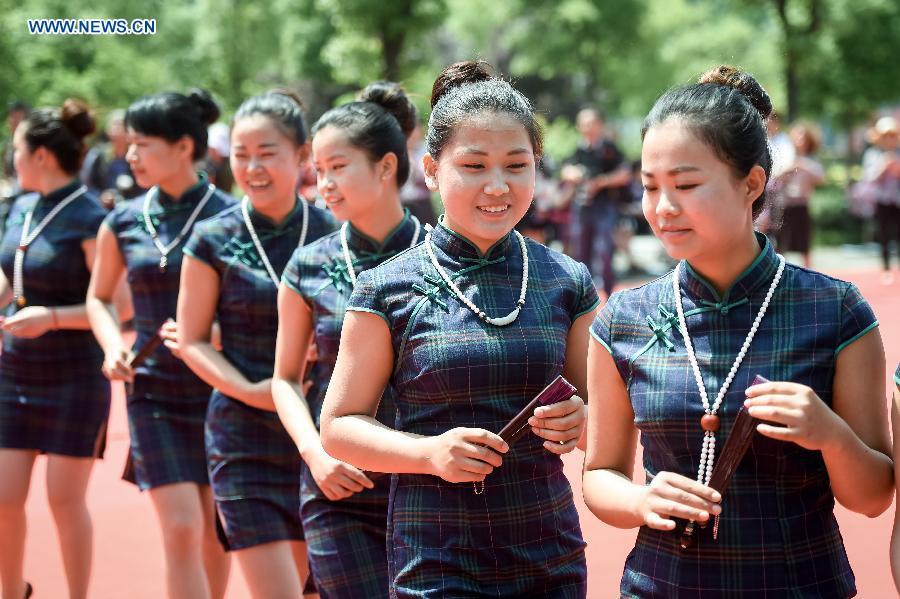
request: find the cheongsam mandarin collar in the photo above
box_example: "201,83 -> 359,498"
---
679,232 -> 779,305
346,208 -> 420,256
245,196 -> 306,233
155,174 -> 209,208
40,179 -> 83,204
430,215 -> 513,262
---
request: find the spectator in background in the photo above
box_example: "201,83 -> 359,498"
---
861,116 -> 900,284
561,107 -> 631,297
774,122 -> 825,268
80,109 -> 144,210
1,101 -> 31,239
399,121 -> 437,226
203,122 -> 235,195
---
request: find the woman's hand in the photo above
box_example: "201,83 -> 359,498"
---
1,306 -> 54,338
305,448 -> 374,501
638,471 -> 722,531
159,318 -> 181,359
529,395 -> 586,454
102,346 -> 134,382
422,428 -> 508,483
744,381 -> 846,451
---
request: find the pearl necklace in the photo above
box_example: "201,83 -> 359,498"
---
672,253 -> 785,491
340,215 -> 421,287
142,184 -> 216,272
425,228 -> 528,327
241,196 -> 309,288
13,185 -> 87,307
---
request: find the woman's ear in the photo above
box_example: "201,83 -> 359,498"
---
744,165 -> 767,207
296,142 -> 311,166
423,153 -> 438,191
176,135 -> 195,162
378,152 -> 398,182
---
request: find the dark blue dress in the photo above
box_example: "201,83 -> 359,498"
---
0,181 -> 109,457
103,180 -> 234,489
184,198 -> 335,550
591,234 -> 877,598
282,211 -> 421,598
347,220 -> 599,598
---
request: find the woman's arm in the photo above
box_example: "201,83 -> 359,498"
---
890,378 -> 900,594
86,223 -> 132,380
272,283 -> 373,500
746,327 -> 893,517
177,254 -> 272,409
320,310 -> 508,483
582,337 -> 721,530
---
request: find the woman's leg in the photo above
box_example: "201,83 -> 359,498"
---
0,450 -> 36,599
45,455 -> 96,599
198,485 -> 230,599
235,541 -> 306,599
149,482 -> 213,599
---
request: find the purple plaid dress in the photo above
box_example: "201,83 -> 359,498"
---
591,233 -> 877,598
104,179 -> 234,489
347,220 -> 599,598
0,181 -> 109,457
183,199 -> 335,550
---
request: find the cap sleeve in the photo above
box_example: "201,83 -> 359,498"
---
572,260 -> 600,320
75,196 -> 107,241
835,283 -> 879,355
346,268 -> 389,326
182,223 -> 215,268
281,246 -> 306,297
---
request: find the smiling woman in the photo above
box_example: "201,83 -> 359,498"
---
316,61 -> 600,598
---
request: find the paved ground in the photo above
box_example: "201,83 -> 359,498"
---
16,238 -> 900,598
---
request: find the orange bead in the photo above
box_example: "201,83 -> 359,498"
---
700,414 -> 720,432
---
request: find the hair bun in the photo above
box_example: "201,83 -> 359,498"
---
60,98 -> 96,139
699,65 -> 773,120
358,81 -> 417,137
430,60 -> 492,108
187,88 -> 221,126
270,88 -> 305,111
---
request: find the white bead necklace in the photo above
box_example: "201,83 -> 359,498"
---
340,215 -> 421,287
425,228 -> 528,327
672,253 -> 785,490
142,184 -> 216,272
13,185 -> 87,307
241,196 -> 309,288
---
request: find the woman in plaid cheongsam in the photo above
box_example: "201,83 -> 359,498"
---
318,62 -> 598,598
583,66 -> 892,598
273,81 -> 421,598
0,100 -> 107,599
86,90 -> 234,599
178,90 -> 335,598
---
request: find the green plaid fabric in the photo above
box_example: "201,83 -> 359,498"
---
347,219 -> 599,598
0,181 -> 110,457
283,210 -> 420,598
184,198 -> 335,550
104,179 -> 234,489
591,233 -> 876,598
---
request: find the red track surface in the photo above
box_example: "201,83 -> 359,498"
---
17,267 -> 900,598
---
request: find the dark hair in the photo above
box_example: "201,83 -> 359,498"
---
23,98 -> 96,175
233,89 -> 308,146
641,65 -> 773,219
311,81 -> 416,186
125,88 -> 220,160
8,100 -> 31,115
427,61 -> 543,159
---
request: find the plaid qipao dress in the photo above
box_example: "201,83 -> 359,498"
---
346,221 -> 599,598
183,199 -> 335,550
282,211 -> 420,598
591,234 -> 877,598
104,181 -> 234,489
0,181 -> 109,457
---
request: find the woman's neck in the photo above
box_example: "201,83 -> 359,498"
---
250,194 -> 297,226
157,167 -> 200,200
350,197 -> 405,244
37,172 -> 76,197
686,231 -> 761,296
